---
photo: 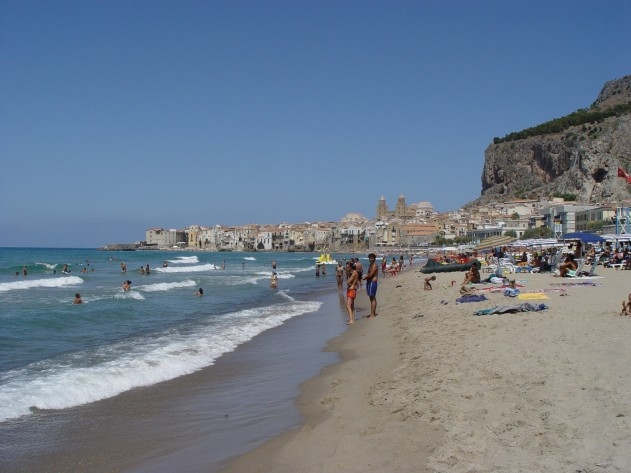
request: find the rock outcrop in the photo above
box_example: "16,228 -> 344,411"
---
477,75 -> 631,205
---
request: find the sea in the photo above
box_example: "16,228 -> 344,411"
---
0,248 -> 362,472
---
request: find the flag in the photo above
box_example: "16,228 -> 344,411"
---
618,167 -> 631,184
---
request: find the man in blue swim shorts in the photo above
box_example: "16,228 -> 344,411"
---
364,253 -> 378,318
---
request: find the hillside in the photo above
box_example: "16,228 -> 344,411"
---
475,75 -> 631,205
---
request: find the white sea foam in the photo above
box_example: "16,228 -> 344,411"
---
154,263 -> 218,273
136,280 -> 197,292
34,261 -> 57,271
166,256 -> 199,264
0,276 -> 83,293
0,299 -> 322,422
277,290 -> 294,301
243,257 -> 256,260
113,291 -> 145,300
240,272 -> 296,286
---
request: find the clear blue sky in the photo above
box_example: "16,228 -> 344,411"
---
1,0 -> 630,247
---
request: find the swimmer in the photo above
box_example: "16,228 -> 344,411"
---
73,293 -> 83,304
195,288 -> 204,296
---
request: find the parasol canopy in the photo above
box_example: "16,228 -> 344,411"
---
561,232 -> 606,243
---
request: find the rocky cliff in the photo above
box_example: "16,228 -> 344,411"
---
477,75 -> 631,205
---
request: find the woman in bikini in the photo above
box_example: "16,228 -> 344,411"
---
345,262 -> 359,325
336,262 -> 345,290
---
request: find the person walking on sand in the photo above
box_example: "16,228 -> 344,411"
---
364,253 -> 378,318
345,262 -> 359,325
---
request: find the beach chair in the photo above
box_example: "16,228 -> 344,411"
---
541,253 -> 560,274
498,258 -> 516,274
566,258 -> 585,278
579,255 -> 600,277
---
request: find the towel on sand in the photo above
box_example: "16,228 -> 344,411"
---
456,294 -> 488,303
517,293 -> 549,300
473,302 -> 549,316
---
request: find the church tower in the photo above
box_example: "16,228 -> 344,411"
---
395,194 -> 406,219
377,195 -> 387,220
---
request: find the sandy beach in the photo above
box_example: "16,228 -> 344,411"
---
221,264 -> 631,472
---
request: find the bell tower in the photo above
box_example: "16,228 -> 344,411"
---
395,194 -> 406,218
377,195 -> 387,220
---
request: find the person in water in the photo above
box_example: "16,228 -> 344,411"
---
73,293 -> 83,304
195,288 -> 204,296
122,280 -> 132,291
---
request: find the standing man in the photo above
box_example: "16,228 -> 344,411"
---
364,253 -> 378,318
354,258 -> 364,288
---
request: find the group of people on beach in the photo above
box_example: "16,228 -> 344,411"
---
337,254 -> 379,325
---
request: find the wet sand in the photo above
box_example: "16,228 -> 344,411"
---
222,265 -> 631,472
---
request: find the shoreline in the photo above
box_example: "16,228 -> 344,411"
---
220,269 -> 441,472
221,266 -> 631,472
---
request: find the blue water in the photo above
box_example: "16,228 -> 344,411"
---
0,248 -> 347,424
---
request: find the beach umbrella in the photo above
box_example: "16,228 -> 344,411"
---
474,235 -> 517,251
601,233 -> 631,242
561,232 -> 606,243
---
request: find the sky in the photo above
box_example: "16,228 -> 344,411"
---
1,0 -> 630,248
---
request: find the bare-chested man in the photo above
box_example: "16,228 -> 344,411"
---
354,258 -> 364,288
363,253 -> 378,318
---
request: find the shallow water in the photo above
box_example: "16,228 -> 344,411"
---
0,248 -> 354,471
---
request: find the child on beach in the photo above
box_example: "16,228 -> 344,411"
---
424,275 -> 436,290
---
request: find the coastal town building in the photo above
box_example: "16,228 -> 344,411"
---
145,228 -> 186,248
132,195 -> 631,253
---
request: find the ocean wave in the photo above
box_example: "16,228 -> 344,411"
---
136,280 -> 197,292
0,299 -> 322,422
136,279 -> 197,292
239,272 -> 296,286
34,261 -> 57,271
113,291 -> 145,300
153,263 -> 218,273
166,256 -> 199,265
0,276 -> 83,293
243,256 -> 256,260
